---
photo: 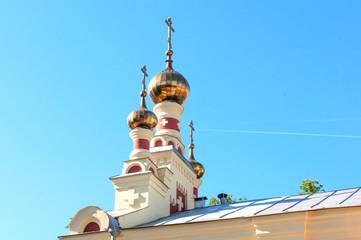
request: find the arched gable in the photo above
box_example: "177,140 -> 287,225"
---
66,206 -> 119,234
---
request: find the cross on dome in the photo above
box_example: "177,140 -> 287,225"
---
189,120 -> 195,145
164,17 -> 175,69
139,64 -> 148,109
165,17 -> 175,51
141,65 -> 148,93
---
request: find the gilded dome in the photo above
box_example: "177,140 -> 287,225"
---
189,158 -> 205,179
188,143 -> 205,179
127,105 -> 158,130
148,68 -> 190,105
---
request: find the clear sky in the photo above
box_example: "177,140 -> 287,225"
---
1,1 -> 360,239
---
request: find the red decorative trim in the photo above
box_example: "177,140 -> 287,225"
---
155,140 -> 163,147
84,222 -> 100,233
177,147 -> 183,155
170,188 -> 186,215
193,187 -> 198,197
128,165 -> 142,173
168,141 -> 174,146
133,139 -> 149,150
157,117 -> 180,132
149,167 -> 155,174
170,203 -> 178,214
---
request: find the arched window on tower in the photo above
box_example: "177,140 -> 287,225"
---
168,141 -> 174,146
127,165 -> 142,174
155,140 -> 163,147
149,167 -> 155,174
83,222 -> 100,233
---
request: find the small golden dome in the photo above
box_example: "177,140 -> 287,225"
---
189,158 -> 205,179
188,144 -> 205,179
128,65 -> 158,130
127,106 -> 158,130
148,68 -> 190,105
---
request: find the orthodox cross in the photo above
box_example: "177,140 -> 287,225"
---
140,65 -> 148,92
165,17 -> 175,51
189,120 -> 195,144
177,196 -> 184,211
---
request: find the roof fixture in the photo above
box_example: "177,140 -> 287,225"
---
218,193 -> 228,205
108,227 -> 120,240
194,196 -> 208,208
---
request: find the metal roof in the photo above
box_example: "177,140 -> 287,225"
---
137,187 -> 361,228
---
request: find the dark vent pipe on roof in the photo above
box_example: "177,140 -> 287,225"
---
218,193 -> 228,205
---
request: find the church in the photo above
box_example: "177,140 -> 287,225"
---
58,18 -> 361,240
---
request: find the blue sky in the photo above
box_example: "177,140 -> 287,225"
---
1,1 -> 361,239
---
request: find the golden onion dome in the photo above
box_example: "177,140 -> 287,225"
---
148,66 -> 190,105
127,65 -> 158,130
127,106 -> 158,130
188,144 -> 205,179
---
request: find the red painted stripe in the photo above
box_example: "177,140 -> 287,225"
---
133,139 -> 149,150
157,117 -> 180,132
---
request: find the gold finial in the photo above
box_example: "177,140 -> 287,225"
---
165,17 -> 175,69
140,65 -> 148,108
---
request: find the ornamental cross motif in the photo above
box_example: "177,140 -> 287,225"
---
141,65 -> 148,92
165,17 -> 175,51
189,120 -> 195,144
177,196 -> 184,211
160,118 -> 168,126
125,189 -> 139,206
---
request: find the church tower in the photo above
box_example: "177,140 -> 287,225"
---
64,18 -> 206,234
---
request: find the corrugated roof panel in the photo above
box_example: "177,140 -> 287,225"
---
315,188 -> 354,209
222,197 -> 285,219
286,191 -> 334,212
256,195 -> 308,216
339,187 -> 361,206
190,201 -> 253,222
135,187 -> 361,228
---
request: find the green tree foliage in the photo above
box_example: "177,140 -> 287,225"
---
298,179 -> 325,195
208,194 -> 247,206
208,180 -> 325,206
